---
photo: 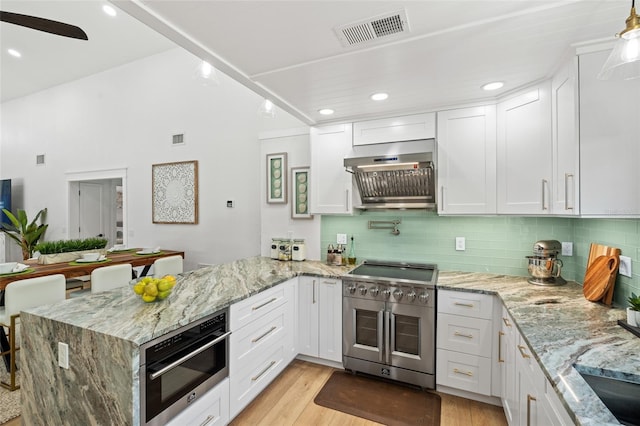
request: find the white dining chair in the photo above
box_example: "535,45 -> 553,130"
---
0,274 -> 66,391
153,255 -> 183,278
70,263 -> 133,298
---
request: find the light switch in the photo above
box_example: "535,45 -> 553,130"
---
455,237 -> 465,251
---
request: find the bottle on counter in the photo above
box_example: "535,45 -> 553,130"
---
348,236 -> 357,265
334,244 -> 343,266
327,244 -> 335,265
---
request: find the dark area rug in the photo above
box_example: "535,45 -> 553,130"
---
314,371 -> 441,426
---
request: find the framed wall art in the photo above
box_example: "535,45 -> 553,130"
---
266,152 -> 287,204
291,167 -> 313,219
152,160 -> 199,224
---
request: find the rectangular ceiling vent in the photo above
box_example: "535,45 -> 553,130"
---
335,9 -> 410,48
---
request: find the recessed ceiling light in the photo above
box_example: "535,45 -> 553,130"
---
7,48 -> 21,58
370,92 -> 389,101
318,108 -> 334,115
482,81 -> 504,91
103,5 -> 117,17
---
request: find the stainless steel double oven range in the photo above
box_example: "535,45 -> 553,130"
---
139,308 -> 231,425
343,260 -> 437,389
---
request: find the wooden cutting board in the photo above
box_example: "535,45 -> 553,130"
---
587,243 -> 621,266
583,255 -> 619,302
583,242 -> 621,305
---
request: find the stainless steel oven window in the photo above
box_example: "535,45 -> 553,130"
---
355,309 -> 379,347
393,314 -> 420,355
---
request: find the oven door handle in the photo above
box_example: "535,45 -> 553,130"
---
149,331 -> 232,381
377,310 -> 384,363
384,310 -> 391,365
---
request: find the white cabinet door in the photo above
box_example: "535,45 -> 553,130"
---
317,278 -> 342,362
310,124 -> 353,214
500,309 -> 518,425
353,112 -> 436,145
437,106 -> 497,214
551,58 -> 579,215
497,83 -> 552,214
297,276 -> 342,362
297,277 -> 319,357
579,49 -> 640,216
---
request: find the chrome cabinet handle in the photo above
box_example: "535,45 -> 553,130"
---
518,344 -> 531,359
251,360 -> 276,382
251,326 -> 277,343
199,415 -> 216,426
345,189 -> 350,212
454,331 -> 474,339
498,331 -> 505,363
312,280 -> 316,304
527,394 -> 537,426
565,173 -> 574,210
542,179 -> 549,210
454,302 -> 474,308
150,331 -> 232,380
453,368 -> 473,377
252,297 -> 277,311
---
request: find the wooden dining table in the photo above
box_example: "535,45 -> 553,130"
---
0,249 -> 185,290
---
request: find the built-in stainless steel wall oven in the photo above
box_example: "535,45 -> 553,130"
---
140,309 -> 231,425
343,261 -> 437,389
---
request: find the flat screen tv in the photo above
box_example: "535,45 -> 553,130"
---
0,179 -> 11,228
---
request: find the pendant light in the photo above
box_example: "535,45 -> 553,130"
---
598,0 -> 640,80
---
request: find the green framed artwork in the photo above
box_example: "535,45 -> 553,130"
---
267,152 -> 287,204
291,167 -> 312,219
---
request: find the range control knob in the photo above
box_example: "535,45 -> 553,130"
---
347,285 -> 357,294
369,287 -> 380,297
358,285 -> 368,296
382,289 -> 392,299
393,289 -> 404,301
419,292 -> 430,303
406,290 -> 417,302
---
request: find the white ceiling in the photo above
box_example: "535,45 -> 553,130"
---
1,1 -> 630,125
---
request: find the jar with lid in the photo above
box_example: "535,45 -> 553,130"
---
278,239 -> 292,261
270,238 -> 280,259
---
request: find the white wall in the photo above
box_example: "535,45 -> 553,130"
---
259,128 -> 320,260
0,48 -> 266,269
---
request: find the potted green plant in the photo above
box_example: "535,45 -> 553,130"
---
627,293 -> 640,327
1,208 -> 48,260
35,237 -> 108,264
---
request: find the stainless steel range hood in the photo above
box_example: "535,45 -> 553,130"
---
344,139 -> 436,210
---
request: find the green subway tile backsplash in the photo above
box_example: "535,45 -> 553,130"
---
321,213 -> 640,308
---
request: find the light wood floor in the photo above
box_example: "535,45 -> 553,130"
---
1,359 -> 507,426
231,359 -> 508,426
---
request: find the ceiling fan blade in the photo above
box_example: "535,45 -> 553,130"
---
0,11 -> 88,40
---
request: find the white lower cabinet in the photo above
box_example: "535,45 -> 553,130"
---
500,307 -> 572,426
166,378 -> 229,426
436,291 -> 494,396
297,276 -> 342,362
229,279 -> 296,420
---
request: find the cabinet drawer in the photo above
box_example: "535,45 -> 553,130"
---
166,378 -> 229,426
230,342 -> 286,418
230,283 -> 288,331
436,348 -> 492,395
230,303 -> 287,374
438,290 -> 493,319
437,313 -> 492,357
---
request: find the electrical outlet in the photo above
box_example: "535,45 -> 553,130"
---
561,242 -> 573,256
337,233 -> 347,244
455,237 -> 465,251
58,342 -> 69,369
619,255 -> 632,277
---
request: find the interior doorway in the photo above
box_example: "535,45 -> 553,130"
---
67,168 -> 127,248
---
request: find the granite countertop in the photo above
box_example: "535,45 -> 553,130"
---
24,257 -> 638,425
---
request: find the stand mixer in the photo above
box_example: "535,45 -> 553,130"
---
526,240 -> 567,286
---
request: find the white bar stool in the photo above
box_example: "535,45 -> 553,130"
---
70,263 -> 132,298
153,255 -> 183,278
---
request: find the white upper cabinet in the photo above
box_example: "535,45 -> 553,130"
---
310,123 -> 353,214
579,48 -> 640,216
551,57 -> 580,216
497,83 -> 553,214
353,112 -> 435,145
437,106 -> 497,215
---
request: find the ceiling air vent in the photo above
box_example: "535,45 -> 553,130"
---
335,9 -> 410,48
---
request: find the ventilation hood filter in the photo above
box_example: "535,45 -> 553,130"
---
334,9 -> 410,48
